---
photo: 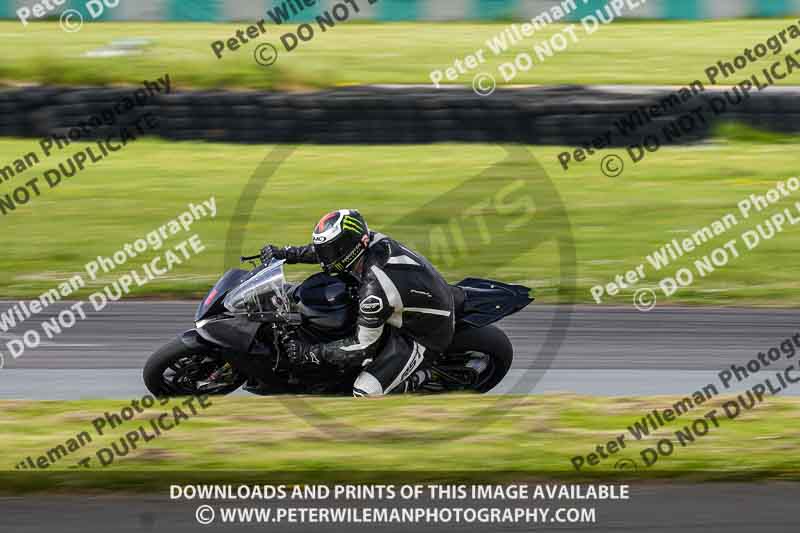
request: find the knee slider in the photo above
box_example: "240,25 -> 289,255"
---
353,372 -> 384,397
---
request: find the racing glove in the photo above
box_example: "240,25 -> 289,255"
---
260,244 -> 319,265
284,339 -> 322,366
260,244 -> 286,264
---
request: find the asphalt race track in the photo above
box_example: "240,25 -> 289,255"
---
0,300 -> 797,399
2,304 -> 798,533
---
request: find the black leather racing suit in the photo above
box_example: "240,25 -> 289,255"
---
281,232 -> 455,396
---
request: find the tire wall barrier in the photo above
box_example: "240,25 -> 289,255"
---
3,85 -> 800,146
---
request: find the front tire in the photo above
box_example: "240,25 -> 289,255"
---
143,337 -> 245,397
446,324 -> 513,393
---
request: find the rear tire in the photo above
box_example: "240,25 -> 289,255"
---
143,337 -> 245,397
446,324 -> 513,393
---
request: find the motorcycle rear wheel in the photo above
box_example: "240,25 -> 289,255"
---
441,324 -> 514,393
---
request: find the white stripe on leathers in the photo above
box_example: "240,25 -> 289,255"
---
370,266 -> 404,328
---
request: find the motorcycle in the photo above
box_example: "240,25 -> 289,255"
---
143,254 -> 533,396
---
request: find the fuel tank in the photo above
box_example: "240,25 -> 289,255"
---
293,272 -> 357,338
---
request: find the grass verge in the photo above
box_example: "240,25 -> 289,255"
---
1,394 -> 799,492
3,19 -> 800,88
1,130 -> 800,304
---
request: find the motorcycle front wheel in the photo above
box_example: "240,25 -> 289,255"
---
143,337 -> 246,397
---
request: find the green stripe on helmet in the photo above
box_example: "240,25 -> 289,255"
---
342,216 -> 364,233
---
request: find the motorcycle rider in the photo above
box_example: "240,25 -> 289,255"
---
261,209 -> 456,396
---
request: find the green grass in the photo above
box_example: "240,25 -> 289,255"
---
1,394 -> 799,492
3,19 -> 800,88
2,130 -> 800,305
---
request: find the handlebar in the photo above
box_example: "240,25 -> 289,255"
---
240,254 -> 261,263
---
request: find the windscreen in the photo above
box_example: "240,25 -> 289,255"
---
223,260 -> 289,314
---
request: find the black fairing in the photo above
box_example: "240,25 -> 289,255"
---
455,278 -> 534,328
195,268 -> 250,321
293,272 -> 357,339
197,315 -> 262,353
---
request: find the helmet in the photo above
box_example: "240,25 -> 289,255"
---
312,209 -> 369,273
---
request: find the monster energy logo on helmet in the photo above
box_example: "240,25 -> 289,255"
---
342,215 -> 365,234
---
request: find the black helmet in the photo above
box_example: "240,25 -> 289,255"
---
312,209 -> 369,273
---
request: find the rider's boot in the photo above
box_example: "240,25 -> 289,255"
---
398,369 -> 432,393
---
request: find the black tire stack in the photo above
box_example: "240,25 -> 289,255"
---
1,84 -> 798,145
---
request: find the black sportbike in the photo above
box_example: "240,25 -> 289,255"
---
143,255 -> 533,396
